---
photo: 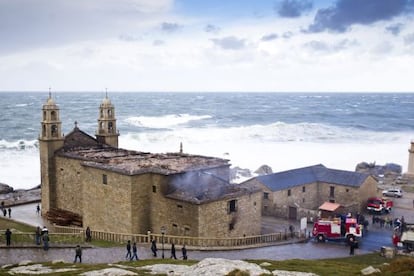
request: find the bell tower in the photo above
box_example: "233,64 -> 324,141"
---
96,93 -> 119,148
39,92 -> 64,214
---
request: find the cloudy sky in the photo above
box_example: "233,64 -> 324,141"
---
1,0 -> 414,92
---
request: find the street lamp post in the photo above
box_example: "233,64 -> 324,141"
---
161,226 -> 166,259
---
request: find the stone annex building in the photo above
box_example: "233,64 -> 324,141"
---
39,94 -> 262,238
243,164 -> 377,221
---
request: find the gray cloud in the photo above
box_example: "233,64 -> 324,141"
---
0,0 -> 171,54
204,24 -> 220,33
307,0 -> 413,33
276,0 -> 313,18
261,33 -> 279,41
119,34 -> 142,42
385,23 -> 404,35
161,22 -> 182,33
404,33 -> 414,45
282,31 -> 294,39
304,39 -> 358,52
210,36 -> 247,50
153,39 -> 165,46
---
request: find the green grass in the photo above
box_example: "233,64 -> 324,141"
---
0,217 -> 36,232
0,254 -> 413,275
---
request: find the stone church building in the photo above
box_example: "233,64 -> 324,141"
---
39,94 -> 262,238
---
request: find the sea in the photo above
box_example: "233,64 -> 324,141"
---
1,92 -> 413,190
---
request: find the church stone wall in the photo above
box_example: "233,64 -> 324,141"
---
130,174 -> 155,234
147,174 -> 200,237
81,165 -> 133,233
198,191 -> 262,238
54,157 -> 83,215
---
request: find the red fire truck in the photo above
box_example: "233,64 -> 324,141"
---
312,217 -> 362,243
366,197 -> 393,214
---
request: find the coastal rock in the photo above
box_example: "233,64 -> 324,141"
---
355,162 -> 402,176
254,165 -> 273,175
0,183 -> 13,194
360,266 -> 381,275
140,258 -> 270,276
230,167 -> 253,183
81,268 -> 137,276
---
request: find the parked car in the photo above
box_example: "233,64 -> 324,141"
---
382,188 -> 403,198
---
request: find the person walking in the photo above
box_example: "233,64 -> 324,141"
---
181,244 -> 187,260
85,226 -> 91,242
42,232 -> 49,251
125,240 -> 132,260
151,239 -> 157,257
7,207 -> 11,218
36,204 -> 40,215
131,242 -> 139,260
170,243 -> 177,259
5,228 -> 12,246
74,245 -> 82,263
35,226 -> 41,245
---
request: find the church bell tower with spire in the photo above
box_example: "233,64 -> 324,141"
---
96,93 -> 119,148
39,92 -> 64,214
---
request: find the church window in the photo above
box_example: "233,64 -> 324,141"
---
51,111 -> 57,121
228,199 -> 237,213
288,189 -> 291,196
263,192 -> 269,199
102,174 -> 107,184
43,111 -> 46,120
51,125 -> 58,137
346,188 -> 349,192
108,122 -> 113,133
229,223 -> 234,231
60,168 -> 64,171
42,125 -> 46,137
172,223 -> 178,228
152,185 -> 157,193
177,204 -> 183,209
108,109 -> 112,117
302,186 -> 306,192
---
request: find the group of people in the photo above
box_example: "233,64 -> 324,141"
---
34,226 -> 50,250
149,239 -> 188,260
0,201 -> 11,218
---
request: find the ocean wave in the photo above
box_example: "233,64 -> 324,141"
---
121,121 -> 409,146
0,139 -> 39,150
124,114 -> 212,129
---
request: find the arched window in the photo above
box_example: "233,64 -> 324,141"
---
43,111 -> 47,121
51,125 -> 58,137
42,125 -> 46,137
108,122 -> 113,133
108,109 -> 112,117
51,111 -> 57,121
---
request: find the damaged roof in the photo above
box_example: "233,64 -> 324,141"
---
57,146 -> 229,176
165,171 -> 261,204
56,126 -> 229,175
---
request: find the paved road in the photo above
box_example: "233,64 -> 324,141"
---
0,203 -> 399,265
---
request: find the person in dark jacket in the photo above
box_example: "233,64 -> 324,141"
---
151,239 -> 157,257
181,244 -> 187,260
170,243 -> 177,259
125,240 -> 132,260
74,245 -> 82,263
5,228 -> 12,246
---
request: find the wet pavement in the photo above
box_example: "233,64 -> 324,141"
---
1,200 -> 410,265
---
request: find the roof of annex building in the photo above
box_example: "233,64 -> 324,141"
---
256,164 -> 371,191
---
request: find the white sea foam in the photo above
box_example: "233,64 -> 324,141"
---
0,122 -> 411,190
0,139 -> 38,150
124,114 -> 212,129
